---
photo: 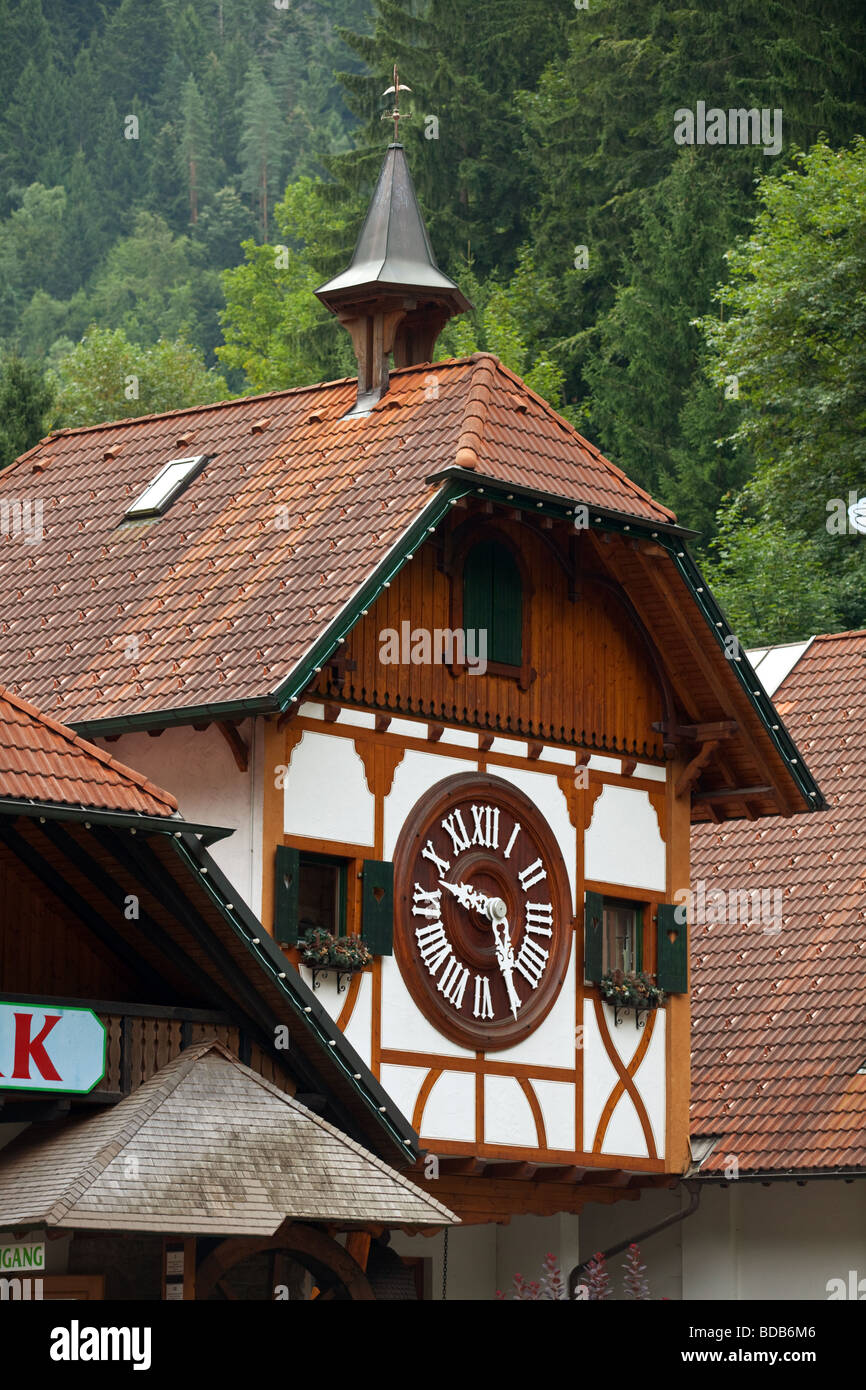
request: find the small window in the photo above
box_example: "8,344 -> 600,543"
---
602,899 -> 643,974
462,539 -> 523,666
298,853 -> 347,936
125,455 -> 209,519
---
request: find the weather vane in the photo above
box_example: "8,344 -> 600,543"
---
381,63 -> 412,143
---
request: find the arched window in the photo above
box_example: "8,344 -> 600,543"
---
462,540 -> 523,667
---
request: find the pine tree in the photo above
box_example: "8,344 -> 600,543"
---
238,58 -> 286,240
0,355 -> 55,470
179,75 -> 218,224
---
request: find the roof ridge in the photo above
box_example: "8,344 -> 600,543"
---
35,359 -> 479,445
454,352 -> 498,470
0,684 -> 177,813
811,628 -> 866,643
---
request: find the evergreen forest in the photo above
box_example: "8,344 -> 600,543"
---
1,0 -> 865,643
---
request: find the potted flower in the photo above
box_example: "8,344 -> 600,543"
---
300,928 -> 372,973
598,968 -> 664,1025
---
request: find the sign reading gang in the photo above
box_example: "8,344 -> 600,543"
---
0,1002 -> 106,1093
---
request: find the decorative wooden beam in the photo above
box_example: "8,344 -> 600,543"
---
653,719 -> 738,742
479,734 -> 495,752
323,703 -> 341,723
217,720 -> 249,773
692,784 -> 772,802
427,723 -> 444,742
534,1165 -> 587,1184
527,741 -> 543,760
587,1170 -> 633,1187
436,1157 -> 486,1176
675,739 -> 719,799
147,727 -> 165,738
482,1162 -> 537,1180
576,751 -> 591,767
375,714 -> 392,733
621,757 -> 637,777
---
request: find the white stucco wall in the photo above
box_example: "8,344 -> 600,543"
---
389,1212 -> 581,1300
96,719 -> 264,916
579,1178 -> 866,1301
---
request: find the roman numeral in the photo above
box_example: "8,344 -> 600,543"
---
470,803 -> 500,849
525,902 -> 554,937
518,858 -> 547,891
412,884 -> 442,919
473,974 -> 494,1020
421,839 -> 451,878
415,919 -> 452,975
514,934 -> 549,989
441,810 -> 471,857
438,956 -> 470,1009
503,822 -> 521,859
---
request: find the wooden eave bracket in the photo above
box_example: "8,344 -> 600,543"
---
675,739 -> 720,799
217,720 -> 249,773
653,719 -> 738,743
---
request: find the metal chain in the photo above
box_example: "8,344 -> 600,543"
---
442,1228 -> 448,1301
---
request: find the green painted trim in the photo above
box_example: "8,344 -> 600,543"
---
72,695 -> 275,739
70,468 -> 823,812
271,482 -> 474,712
167,834 -> 420,1162
0,800 -> 234,843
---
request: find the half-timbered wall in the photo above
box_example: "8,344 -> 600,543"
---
267,701 -> 690,1176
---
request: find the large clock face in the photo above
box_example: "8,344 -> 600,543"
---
394,773 -> 572,1050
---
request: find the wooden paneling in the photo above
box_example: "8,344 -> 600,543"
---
313,520 -> 666,759
0,845 -> 141,1001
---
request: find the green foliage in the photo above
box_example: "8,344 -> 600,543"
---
0,355 -> 55,471
50,326 -> 229,428
700,139 -> 866,640
218,177 -> 356,391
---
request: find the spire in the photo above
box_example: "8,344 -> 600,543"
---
316,140 -> 470,413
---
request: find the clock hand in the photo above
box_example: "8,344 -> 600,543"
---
439,878 -> 490,915
491,917 -> 522,1021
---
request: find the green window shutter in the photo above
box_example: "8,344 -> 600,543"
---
463,541 -> 494,639
584,890 -> 604,983
274,845 -> 300,945
657,902 -> 688,994
492,543 -> 522,665
463,541 -> 523,667
362,859 -> 394,956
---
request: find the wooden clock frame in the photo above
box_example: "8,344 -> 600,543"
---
393,771 -> 573,1050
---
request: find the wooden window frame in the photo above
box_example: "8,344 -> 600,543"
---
297,851 -> 349,938
601,896 -> 645,976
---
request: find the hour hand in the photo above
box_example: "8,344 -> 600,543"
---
440,878 -> 489,915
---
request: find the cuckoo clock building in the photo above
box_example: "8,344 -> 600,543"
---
0,142 -> 822,1297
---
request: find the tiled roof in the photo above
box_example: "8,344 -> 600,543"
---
691,631 -> 866,1174
0,1040 -> 456,1233
0,683 -> 176,815
0,355 -> 673,727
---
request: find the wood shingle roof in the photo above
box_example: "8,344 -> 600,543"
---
0,1040 -> 456,1233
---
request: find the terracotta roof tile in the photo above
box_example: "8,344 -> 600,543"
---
0,684 -> 177,816
691,631 -> 866,1174
0,357 -> 673,726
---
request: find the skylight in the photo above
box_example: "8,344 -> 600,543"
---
125,455 -> 209,519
